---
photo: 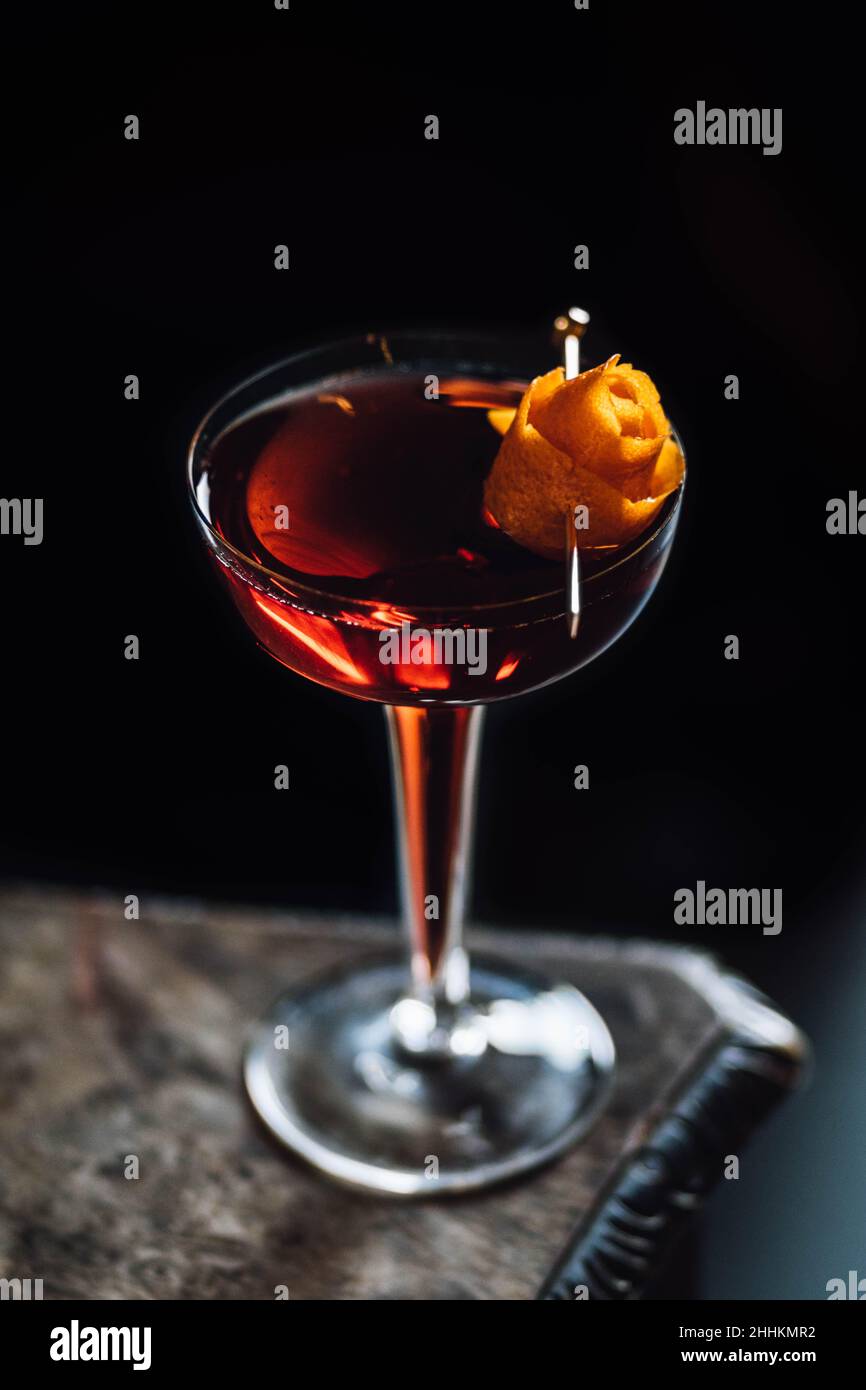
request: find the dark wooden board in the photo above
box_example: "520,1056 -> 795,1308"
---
0,887 -> 806,1300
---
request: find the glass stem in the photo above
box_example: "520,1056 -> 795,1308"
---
385,705 -> 485,1045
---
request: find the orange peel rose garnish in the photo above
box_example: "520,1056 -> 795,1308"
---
484,356 -> 684,555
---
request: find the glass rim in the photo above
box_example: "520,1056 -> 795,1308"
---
186,331 -> 686,616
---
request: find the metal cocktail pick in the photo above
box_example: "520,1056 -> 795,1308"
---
553,308 -> 590,638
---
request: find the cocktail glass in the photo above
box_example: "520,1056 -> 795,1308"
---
187,331 -> 685,1195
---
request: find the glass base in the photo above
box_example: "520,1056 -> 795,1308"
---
244,956 -> 616,1196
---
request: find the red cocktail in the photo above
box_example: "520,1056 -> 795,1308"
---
188,331 -> 684,1194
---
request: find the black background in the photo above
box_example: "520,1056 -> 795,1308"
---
3,1 -> 864,1297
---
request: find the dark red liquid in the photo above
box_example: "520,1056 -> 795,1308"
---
195,370 -> 678,704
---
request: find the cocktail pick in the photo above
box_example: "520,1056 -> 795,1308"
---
565,510 -> 582,639
554,308 -> 590,638
554,305 -> 590,380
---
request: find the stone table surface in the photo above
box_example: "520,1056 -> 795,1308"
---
0,886 -> 802,1300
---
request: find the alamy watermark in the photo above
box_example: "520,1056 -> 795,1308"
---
0,497 -> 43,545
50,1321 -> 151,1370
379,621 -> 487,676
1,1277 -> 43,1299
674,880 -> 782,935
826,491 -> 864,534
674,103 -> 782,157
826,1270 -> 865,1299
